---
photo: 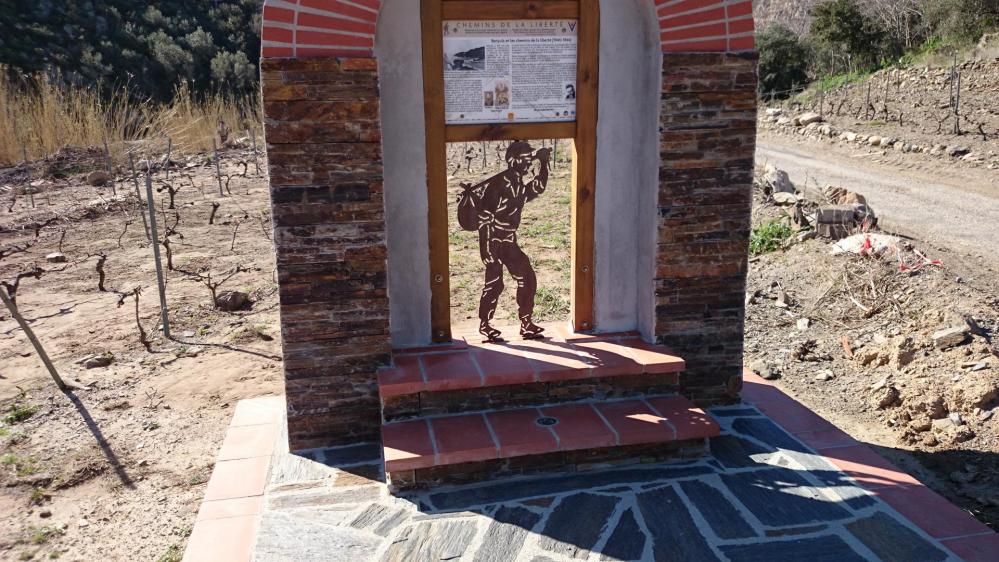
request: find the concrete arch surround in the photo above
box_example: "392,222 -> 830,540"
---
373,0 -> 664,345
375,0 -> 431,346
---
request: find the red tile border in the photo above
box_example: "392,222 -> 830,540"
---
574,340 -> 640,377
741,367 -> 997,549
379,337 -> 687,398
186,395 -> 283,562
228,396 -> 284,427
203,455 -> 271,502
382,419 -> 435,472
542,403 -> 618,450
596,400 -> 675,445
874,485 -> 992,540
471,346 -> 537,387
431,414 -> 498,465
647,396 -> 719,441
486,408 -> 558,457
182,514 -> 257,562
818,445 -> 922,490
421,352 -> 482,392
217,424 -> 282,461
196,496 -> 263,522
754,395 -> 840,434
794,428 -> 858,450
941,532 -> 999,562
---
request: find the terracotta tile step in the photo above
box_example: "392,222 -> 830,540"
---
378,336 -> 685,399
381,396 -> 719,472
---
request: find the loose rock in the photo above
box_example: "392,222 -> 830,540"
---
215,291 -> 251,312
86,170 -> 111,186
933,327 -> 969,349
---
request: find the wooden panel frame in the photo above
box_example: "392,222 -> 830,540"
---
571,0 -> 598,332
424,0 -> 598,342
446,122 -> 576,143
443,1 -> 579,19
422,0 -> 452,342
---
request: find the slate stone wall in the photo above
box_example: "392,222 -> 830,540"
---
655,52 -> 759,407
261,57 -> 391,451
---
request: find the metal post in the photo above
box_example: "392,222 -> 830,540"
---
249,128 -> 261,175
144,171 -> 171,338
102,136 -> 116,197
164,137 -> 172,181
128,153 -> 151,241
213,138 -> 225,196
0,288 -> 67,391
954,71 -> 962,135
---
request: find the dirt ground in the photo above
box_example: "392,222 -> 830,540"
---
0,145 -> 282,561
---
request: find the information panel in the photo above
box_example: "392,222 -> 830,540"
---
443,19 -> 578,125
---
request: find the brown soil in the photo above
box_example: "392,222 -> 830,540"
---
0,146 -> 281,561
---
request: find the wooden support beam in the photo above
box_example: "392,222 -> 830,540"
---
446,122 -> 576,142
422,0 -> 453,343
570,0 -> 598,333
442,1 -> 579,20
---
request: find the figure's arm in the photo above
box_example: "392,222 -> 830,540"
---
526,148 -> 551,200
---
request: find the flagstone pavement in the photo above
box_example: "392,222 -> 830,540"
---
183,376 -> 999,562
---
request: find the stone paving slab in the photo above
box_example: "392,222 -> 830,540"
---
183,381 -> 999,562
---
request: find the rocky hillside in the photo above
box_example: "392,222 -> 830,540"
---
753,0 -> 823,34
761,57 -> 999,170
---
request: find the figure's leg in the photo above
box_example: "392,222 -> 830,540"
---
505,243 -> 544,338
478,262 -> 504,340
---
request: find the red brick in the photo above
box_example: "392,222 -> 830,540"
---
941,533 -> 999,562
377,355 -> 424,398
596,400 -> 675,445
431,414 -> 497,465
575,340 -> 641,377
646,396 -> 719,440
382,419 -> 435,472
470,345 -> 537,387
421,352 -> 481,392
821,445 -> 922,490
875,485 -> 992,539
486,409 -> 558,457
619,339 -> 686,374
543,404 -> 618,450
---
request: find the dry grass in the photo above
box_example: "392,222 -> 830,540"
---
446,141 -> 573,330
0,69 -> 260,167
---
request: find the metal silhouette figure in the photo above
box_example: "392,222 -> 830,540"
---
457,141 -> 551,341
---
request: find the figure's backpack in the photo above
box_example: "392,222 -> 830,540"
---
457,182 -> 480,231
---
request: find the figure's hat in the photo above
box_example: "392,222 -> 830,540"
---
505,141 -> 534,162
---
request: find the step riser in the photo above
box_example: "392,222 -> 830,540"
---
382,373 -> 680,422
388,439 -> 709,491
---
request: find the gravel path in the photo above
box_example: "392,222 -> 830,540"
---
756,137 -> 999,266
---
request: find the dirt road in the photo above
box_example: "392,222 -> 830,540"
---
756,136 -> 999,268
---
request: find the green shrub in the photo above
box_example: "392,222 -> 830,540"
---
757,25 -> 811,100
3,403 -> 38,425
750,221 -> 795,256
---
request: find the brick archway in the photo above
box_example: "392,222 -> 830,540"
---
260,0 -> 758,450
260,0 -> 755,58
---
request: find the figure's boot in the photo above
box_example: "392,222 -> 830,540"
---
479,321 -> 503,342
519,317 -> 545,340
